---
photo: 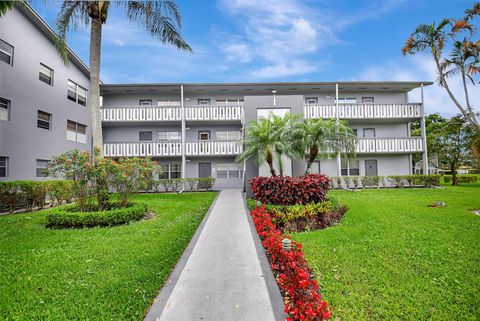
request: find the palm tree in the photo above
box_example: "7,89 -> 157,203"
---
294,119 -> 357,174
55,1 -> 192,156
0,1 -> 16,16
269,113 -> 300,176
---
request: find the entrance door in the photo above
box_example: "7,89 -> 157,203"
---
365,160 -> 378,176
198,162 -> 212,189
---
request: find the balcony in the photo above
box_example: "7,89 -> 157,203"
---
101,105 -> 243,122
103,141 -> 243,157
304,103 -> 423,120
356,137 -> 423,153
185,141 -> 242,156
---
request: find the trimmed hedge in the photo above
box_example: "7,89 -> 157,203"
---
250,174 -> 330,206
331,174 -> 441,189
153,177 -> 216,192
443,175 -> 477,184
45,202 -> 148,228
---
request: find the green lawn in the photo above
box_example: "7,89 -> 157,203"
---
293,183 -> 480,321
0,192 -> 217,320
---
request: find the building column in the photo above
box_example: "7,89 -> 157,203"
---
181,85 -> 186,182
335,83 -> 342,177
420,83 -> 428,174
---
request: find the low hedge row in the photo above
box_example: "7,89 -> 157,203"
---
250,206 -> 331,320
250,174 -> 330,206
443,175 -> 477,183
0,180 -> 74,213
153,177 -> 216,192
331,174 -> 441,189
45,202 -> 148,228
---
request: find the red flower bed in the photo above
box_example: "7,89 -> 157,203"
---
250,174 -> 331,206
251,206 -> 332,321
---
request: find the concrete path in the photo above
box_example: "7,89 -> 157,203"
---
144,189 -> 281,321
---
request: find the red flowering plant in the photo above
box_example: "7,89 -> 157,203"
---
250,206 -> 332,320
250,174 -> 330,206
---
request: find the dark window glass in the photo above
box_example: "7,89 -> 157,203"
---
139,131 -> 153,141
0,39 -> 13,65
39,64 -> 53,85
0,97 -> 10,121
36,159 -> 50,177
0,156 -> 8,177
37,110 -> 52,130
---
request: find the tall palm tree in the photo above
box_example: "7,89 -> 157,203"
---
55,1 -> 192,156
0,1 -> 16,16
294,119 -> 357,174
269,113 -> 300,176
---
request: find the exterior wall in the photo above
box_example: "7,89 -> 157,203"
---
186,157 -> 242,189
0,7 -> 91,181
308,91 -> 408,104
103,124 -> 181,143
319,155 -> 411,177
351,123 -> 409,137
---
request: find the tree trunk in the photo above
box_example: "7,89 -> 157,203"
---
89,16 -> 104,157
266,149 -> 276,177
305,144 -> 318,174
451,162 -> 458,186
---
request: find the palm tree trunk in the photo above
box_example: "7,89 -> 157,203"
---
89,15 -> 104,157
305,144 -> 318,174
266,149 -> 276,177
460,65 -> 477,126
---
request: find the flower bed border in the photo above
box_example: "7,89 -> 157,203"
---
250,206 -> 331,321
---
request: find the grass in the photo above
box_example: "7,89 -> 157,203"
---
292,183 -> 480,321
0,192 -> 217,320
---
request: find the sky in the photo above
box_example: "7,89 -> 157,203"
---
30,0 -> 480,116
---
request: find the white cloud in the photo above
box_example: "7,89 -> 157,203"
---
223,43 -> 253,63
111,38 -> 125,47
357,55 -> 480,117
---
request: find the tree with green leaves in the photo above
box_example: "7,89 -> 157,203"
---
411,113 -> 448,168
55,1 -> 192,156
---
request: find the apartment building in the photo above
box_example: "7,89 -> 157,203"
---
100,82 -> 431,191
0,4 -> 92,180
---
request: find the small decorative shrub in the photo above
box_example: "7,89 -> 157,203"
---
336,176 -> 342,189
352,176 -> 360,190
443,175 -> 477,184
0,182 -> 22,213
45,202 -> 148,228
45,180 -> 74,206
250,174 -> 330,206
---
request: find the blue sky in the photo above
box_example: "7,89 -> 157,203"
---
31,0 -> 479,115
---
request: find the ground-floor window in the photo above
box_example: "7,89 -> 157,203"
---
341,159 -> 360,176
216,163 -> 242,179
36,159 -> 50,178
158,163 -> 181,179
0,156 -> 8,178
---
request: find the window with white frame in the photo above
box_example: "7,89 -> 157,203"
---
66,120 -> 86,143
305,97 -> 318,104
0,156 -> 8,178
139,131 -> 153,141
198,98 -> 210,105
362,97 -> 374,103
139,99 -> 152,106
0,39 -> 13,66
157,100 -> 180,106
158,163 -> 181,179
363,128 -> 376,138
39,63 -> 54,86
334,97 -> 357,104
67,80 -> 87,106
341,159 -> 359,176
36,159 -> 50,178
0,97 -> 10,121
215,99 -> 244,105
158,131 -> 181,141
37,110 -> 52,130
216,163 -> 242,179
216,130 -> 241,141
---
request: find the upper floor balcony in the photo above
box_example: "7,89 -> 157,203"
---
304,103 -> 423,121
101,105 -> 244,123
355,137 -> 423,154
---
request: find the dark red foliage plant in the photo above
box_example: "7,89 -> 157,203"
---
251,206 -> 332,321
250,174 -> 331,206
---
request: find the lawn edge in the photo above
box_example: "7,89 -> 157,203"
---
143,191 -> 220,321
242,194 -> 287,321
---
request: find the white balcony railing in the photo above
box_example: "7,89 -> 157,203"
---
356,137 -> 423,153
185,141 -> 243,156
103,142 -> 182,157
103,141 -> 243,157
101,105 -> 243,122
304,103 -> 423,120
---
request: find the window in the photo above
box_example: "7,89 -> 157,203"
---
198,131 -> 210,140
341,159 -> 359,176
216,163 -> 242,179
39,63 -> 54,85
363,128 -> 376,138
352,129 -> 358,136
0,97 -> 10,121
305,97 -> 318,104
67,80 -> 87,106
139,131 -> 153,141
335,97 -> 357,104
36,159 -> 50,178
158,163 -> 181,179
66,120 -> 87,143
139,99 -> 152,106
157,100 -> 180,106
216,130 -> 241,141
362,97 -> 374,103
37,110 -> 52,130
158,131 -> 181,141
0,156 -> 8,178
215,99 -> 244,105
198,98 -> 210,105
0,39 -> 13,66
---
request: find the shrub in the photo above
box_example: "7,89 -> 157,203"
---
197,177 -> 215,190
250,206 -> 332,321
352,176 -> 360,190
0,182 -> 22,213
343,176 -> 352,189
45,202 -> 148,228
45,180 -> 74,206
443,175 -> 477,184
250,174 -> 330,206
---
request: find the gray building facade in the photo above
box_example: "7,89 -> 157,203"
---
0,4 -> 92,181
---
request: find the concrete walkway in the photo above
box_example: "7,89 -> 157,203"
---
144,189 -> 281,321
